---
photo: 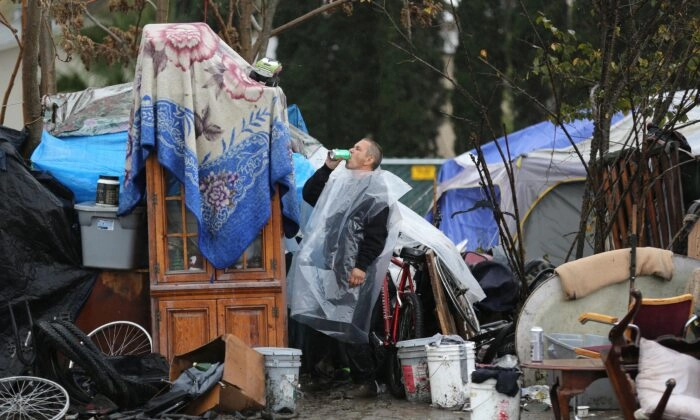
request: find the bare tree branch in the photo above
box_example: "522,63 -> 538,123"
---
0,10 -> 23,125
271,0 -> 354,37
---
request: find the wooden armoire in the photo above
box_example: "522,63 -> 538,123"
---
145,157 -> 287,360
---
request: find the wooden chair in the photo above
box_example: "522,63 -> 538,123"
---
601,289 -> 700,419
575,293 -> 697,358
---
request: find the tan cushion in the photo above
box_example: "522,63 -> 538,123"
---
556,248 -> 674,300
636,338 -> 700,419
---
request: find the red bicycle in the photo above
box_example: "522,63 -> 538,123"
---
371,245 -> 426,398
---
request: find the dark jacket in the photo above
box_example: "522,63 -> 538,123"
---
302,164 -> 389,271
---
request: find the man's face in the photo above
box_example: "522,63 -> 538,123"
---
345,139 -> 373,171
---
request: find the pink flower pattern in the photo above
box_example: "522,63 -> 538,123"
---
148,23 -> 219,72
220,55 -> 264,102
200,170 -> 239,214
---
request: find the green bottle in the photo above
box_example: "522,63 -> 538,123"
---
192,362 -> 213,371
328,149 -> 351,161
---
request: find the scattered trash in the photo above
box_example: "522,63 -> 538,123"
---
493,353 -> 519,368
520,384 -> 551,412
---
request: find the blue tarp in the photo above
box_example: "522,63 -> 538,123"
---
433,114 -> 624,251
287,104 -> 309,134
31,105 -> 315,209
31,131 -> 127,203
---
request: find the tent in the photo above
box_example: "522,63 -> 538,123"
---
436,92 -> 699,265
433,115 -> 621,254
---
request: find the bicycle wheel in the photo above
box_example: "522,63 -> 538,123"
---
479,321 -> 516,364
387,293 -> 424,398
398,293 -> 424,342
0,376 -> 69,420
436,259 -> 480,336
87,321 -> 152,357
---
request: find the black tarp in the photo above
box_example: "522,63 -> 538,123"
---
0,126 -> 96,376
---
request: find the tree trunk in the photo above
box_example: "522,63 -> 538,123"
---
156,0 -> 169,22
252,0 -> 281,62
239,0 -> 254,63
39,8 -> 55,97
20,0 -> 42,160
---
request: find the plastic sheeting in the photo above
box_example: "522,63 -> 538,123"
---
42,82 -> 133,137
0,128 -> 96,377
394,202 -> 486,304
288,166 -> 410,344
31,131 -> 127,204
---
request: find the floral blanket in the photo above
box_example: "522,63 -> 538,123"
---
119,23 -> 299,269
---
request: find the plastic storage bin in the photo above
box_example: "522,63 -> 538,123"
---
75,201 -> 146,269
545,333 -> 609,359
545,332 -> 619,409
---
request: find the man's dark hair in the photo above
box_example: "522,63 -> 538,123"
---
365,139 -> 383,170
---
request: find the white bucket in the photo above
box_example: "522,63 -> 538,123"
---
468,378 -> 520,420
254,347 -> 302,414
397,338 -> 433,403
426,344 -> 467,408
460,341 -> 476,388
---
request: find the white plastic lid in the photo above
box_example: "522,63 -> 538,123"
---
74,201 -> 143,213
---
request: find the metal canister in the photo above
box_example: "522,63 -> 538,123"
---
95,175 -> 120,206
530,326 -> 544,363
328,149 -> 351,161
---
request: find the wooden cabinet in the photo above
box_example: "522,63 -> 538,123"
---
146,157 -> 287,360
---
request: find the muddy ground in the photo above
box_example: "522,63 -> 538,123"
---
227,377 -> 626,420
289,389 -> 624,419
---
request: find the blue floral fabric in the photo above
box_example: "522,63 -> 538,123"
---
119,23 -> 299,269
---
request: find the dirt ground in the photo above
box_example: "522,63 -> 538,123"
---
257,377 -> 626,420
290,388 -> 624,419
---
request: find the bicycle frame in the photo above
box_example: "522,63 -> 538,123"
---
380,256 -> 417,346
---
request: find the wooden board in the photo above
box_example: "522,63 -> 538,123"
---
426,250 -> 457,335
688,220 -> 700,259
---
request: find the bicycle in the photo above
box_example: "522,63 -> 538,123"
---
2,300 -> 70,420
370,245 -> 427,398
438,249 -> 519,364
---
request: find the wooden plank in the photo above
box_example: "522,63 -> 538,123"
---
426,250 -> 457,335
646,154 -> 663,247
688,221 -> 700,259
664,148 -> 685,241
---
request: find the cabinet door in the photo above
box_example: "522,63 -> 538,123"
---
158,299 -> 217,359
147,161 -> 283,285
218,295 -> 279,347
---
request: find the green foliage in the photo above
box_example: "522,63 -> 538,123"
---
450,0 -> 586,155
531,0 -> 700,127
274,2 -> 446,157
54,0 -> 156,90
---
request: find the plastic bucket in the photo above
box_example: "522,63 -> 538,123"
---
460,341 -> 476,389
468,378 -> 520,419
397,338 -> 434,403
426,344 -> 466,408
254,347 -> 302,413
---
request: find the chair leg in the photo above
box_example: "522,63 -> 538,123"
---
550,377 -> 562,419
649,378 -> 676,420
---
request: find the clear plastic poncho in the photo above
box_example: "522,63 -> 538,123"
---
288,165 -> 410,344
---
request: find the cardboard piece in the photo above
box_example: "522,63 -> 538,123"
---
170,334 -> 265,415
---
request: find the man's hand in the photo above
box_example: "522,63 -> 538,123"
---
349,268 -> 366,288
325,154 -> 341,170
